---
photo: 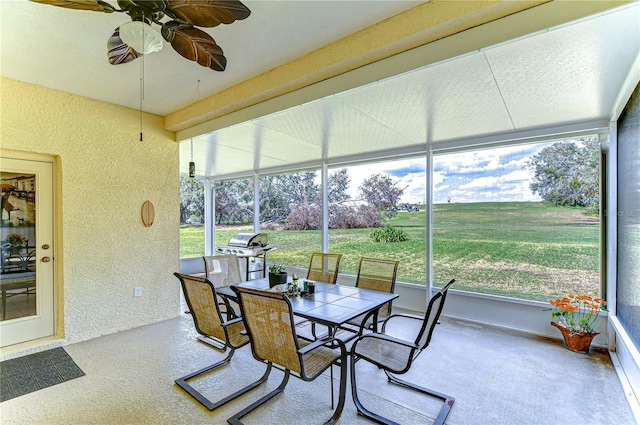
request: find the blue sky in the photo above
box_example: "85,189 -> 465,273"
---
341,142 -> 552,204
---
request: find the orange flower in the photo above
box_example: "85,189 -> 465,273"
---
548,293 -> 607,334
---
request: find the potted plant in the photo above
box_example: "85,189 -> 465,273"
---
548,294 -> 608,353
6,233 -> 26,254
268,264 -> 288,288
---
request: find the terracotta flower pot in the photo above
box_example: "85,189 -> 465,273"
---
551,321 -> 599,353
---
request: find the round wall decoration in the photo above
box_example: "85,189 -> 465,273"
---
141,200 -> 155,227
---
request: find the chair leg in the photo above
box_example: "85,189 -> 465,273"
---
227,366 -> 290,425
351,354 -> 399,425
326,357 -> 347,425
350,356 -> 454,425
175,349 -> 272,411
385,371 -> 454,425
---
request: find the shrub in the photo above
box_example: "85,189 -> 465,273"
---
285,204 -> 321,230
286,203 -> 384,230
369,225 -> 409,243
260,221 -> 282,230
355,205 -> 384,228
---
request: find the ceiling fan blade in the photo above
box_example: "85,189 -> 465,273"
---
107,28 -> 141,65
29,0 -> 116,12
162,21 -> 226,71
166,0 -> 250,28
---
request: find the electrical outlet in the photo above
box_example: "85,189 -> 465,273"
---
134,287 -> 142,297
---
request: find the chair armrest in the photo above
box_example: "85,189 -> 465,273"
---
222,316 -> 244,328
357,332 -> 418,350
298,336 -> 345,355
381,312 -> 423,332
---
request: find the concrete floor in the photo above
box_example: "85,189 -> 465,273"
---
0,314 -> 637,425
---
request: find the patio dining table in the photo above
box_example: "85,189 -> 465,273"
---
216,278 -> 398,336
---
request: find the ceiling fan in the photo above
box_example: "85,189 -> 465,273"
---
29,0 -> 251,71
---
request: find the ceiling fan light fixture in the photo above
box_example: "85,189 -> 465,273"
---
119,21 -> 163,54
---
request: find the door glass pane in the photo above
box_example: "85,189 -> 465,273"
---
1,173 -> 36,321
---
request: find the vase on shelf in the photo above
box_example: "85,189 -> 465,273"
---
550,321 -> 599,353
8,244 -> 24,255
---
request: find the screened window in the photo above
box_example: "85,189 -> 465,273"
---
179,176 -> 204,258
214,178 -> 254,247
327,159 -> 426,284
258,170 -> 321,269
433,139 -> 601,301
616,83 -> 640,350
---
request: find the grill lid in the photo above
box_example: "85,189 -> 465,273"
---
228,232 -> 268,248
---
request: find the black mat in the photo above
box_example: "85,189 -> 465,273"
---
0,347 -> 85,402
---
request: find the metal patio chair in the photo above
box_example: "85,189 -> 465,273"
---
229,285 -> 347,425
201,254 -> 244,323
203,254 -> 244,287
343,257 -> 399,334
173,273 -> 270,411
305,253 -> 342,338
306,252 -> 342,284
350,279 -> 456,425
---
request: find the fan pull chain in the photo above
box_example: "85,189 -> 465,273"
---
139,26 -> 145,142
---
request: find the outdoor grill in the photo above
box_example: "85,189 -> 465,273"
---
216,233 -> 277,280
216,232 -> 277,257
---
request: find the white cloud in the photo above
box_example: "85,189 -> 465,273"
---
332,142 -> 553,205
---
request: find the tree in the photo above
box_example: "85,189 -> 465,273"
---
525,137 -> 599,209
215,180 -> 253,224
259,175 -> 292,222
328,168 -> 351,204
259,172 -> 319,222
179,176 -> 204,224
358,173 -> 406,215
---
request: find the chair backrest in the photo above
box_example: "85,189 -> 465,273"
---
232,286 -> 303,374
306,253 -> 342,284
356,257 -> 399,317
174,272 -> 247,348
415,279 -> 455,351
203,254 -> 244,287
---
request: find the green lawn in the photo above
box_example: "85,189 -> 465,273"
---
180,202 -> 600,302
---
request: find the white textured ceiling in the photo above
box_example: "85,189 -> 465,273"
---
0,0 -> 421,116
183,3 -> 640,179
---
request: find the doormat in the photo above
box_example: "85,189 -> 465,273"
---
0,347 -> 85,402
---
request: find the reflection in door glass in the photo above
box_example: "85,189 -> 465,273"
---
1,172 -> 37,321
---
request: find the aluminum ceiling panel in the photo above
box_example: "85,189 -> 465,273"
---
319,97 -> 416,156
251,100 -> 329,148
189,120 -> 322,176
251,96 -> 415,159
335,66 -> 432,144
485,6 -> 640,129
415,52 -> 516,141
336,52 -> 517,144
184,3 -> 639,179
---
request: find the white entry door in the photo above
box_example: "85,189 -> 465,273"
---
0,157 -> 54,347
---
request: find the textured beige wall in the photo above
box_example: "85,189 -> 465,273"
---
0,78 -> 180,344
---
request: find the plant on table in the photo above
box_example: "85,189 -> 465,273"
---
268,264 -> 286,275
268,264 -> 287,288
6,233 -> 26,247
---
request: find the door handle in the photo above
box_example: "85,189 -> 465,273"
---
41,257 -> 51,263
